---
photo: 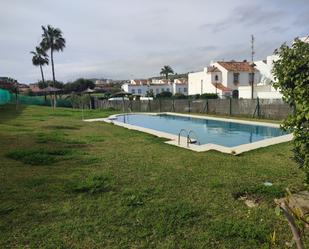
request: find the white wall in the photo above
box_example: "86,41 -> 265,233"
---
188,71 -> 205,95
173,84 -> 188,95
254,60 -> 274,84
210,72 -> 222,83
238,85 -> 282,99
122,83 -> 175,96
121,83 -> 149,96
150,84 -> 172,95
188,70 -> 219,95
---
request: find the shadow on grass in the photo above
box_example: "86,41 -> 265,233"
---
0,104 -> 26,124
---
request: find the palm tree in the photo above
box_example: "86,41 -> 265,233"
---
40,25 -> 65,87
30,46 -> 49,84
160,65 -> 174,81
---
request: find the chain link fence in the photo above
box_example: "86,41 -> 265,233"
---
94,98 -> 291,120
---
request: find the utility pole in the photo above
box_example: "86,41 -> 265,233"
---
250,35 -> 255,99
251,35 -> 255,63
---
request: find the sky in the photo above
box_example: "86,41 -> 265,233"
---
0,0 -> 308,83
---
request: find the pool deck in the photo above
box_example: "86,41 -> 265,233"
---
84,112 -> 293,155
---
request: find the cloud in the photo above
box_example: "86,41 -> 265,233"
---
0,0 -> 307,83
234,4 -> 285,26
200,21 -> 229,33
200,4 -> 286,33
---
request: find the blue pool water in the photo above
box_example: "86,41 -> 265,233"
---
113,114 -> 287,147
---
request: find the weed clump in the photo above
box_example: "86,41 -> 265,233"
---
6,148 -> 71,165
232,184 -> 285,202
68,175 -> 113,194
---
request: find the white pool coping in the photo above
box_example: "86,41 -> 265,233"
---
84,112 -> 293,155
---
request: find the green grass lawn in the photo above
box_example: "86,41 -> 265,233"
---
0,104 -> 307,248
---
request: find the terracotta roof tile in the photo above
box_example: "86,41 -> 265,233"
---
212,82 -> 232,92
217,61 -> 256,72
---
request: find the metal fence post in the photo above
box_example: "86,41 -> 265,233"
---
257,97 -> 260,118
159,99 -> 162,112
148,99 -> 151,112
188,100 -> 191,113
229,98 -> 232,116
129,100 -> 133,112
172,99 -> 175,112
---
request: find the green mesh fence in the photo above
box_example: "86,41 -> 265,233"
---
0,89 -> 12,105
0,89 -> 72,108
17,95 -> 72,107
17,95 -> 51,106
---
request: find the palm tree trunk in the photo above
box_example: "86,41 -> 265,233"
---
39,65 -> 45,84
51,49 -> 56,87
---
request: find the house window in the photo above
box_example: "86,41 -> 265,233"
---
137,89 -> 142,94
233,73 -> 239,85
249,73 -> 254,84
184,87 -> 187,92
131,89 -> 135,94
156,89 -> 159,94
166,88 -> 170,92
215,75 -> 219,81
161,88 -> 164,92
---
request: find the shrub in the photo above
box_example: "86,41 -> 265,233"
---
156,91 -> 172,98
273,38 -> 309,181
173,93 -> 187,99
200,93 -> 218,99
193,94 -> 200,99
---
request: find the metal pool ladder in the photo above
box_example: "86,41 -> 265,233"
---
178,129 -> 200,147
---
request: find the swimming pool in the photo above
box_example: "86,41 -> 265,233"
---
85,112 -> 292,154
113,113 -> 286,147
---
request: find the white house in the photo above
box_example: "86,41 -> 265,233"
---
238,36 -> 308,99
122,78 -> 188,96
173,78 -> 188,95
188,61 -> 259,98
238,55 -> 282,99
151,79 -> 170,84
122,80 -> 151,96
